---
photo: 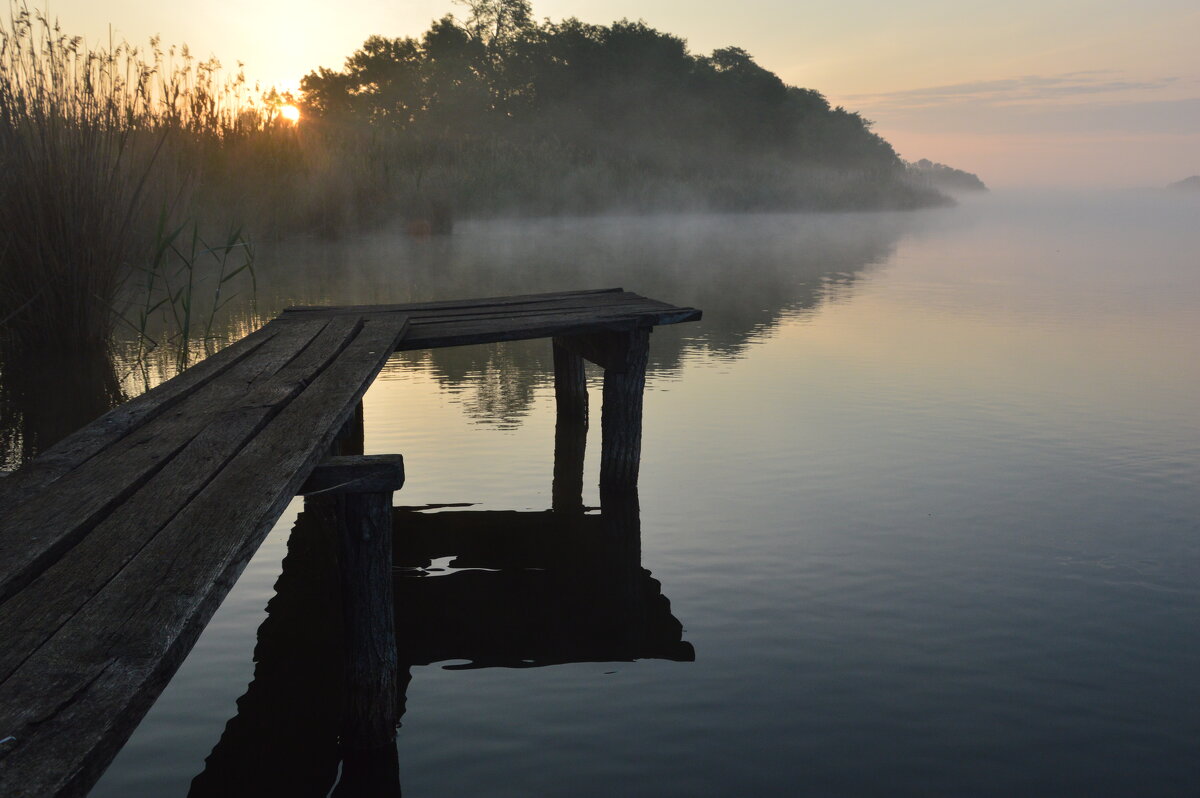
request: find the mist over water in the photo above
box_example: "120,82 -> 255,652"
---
84,190 -> 1200,797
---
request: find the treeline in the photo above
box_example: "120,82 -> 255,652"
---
296,0 -> 946,216
905,159 -> 987,193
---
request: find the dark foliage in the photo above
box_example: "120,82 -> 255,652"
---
299,2 -> 945,213
905,159 -> 987,192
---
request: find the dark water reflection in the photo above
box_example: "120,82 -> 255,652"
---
0,346 -> 124,470
187,492 -> 685,797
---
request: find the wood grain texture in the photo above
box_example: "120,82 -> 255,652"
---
0,325 -> 276,511
0,317 -> 361,684
283,287 -> 624,315
398,309 -> 697,350
283,289 -> 700,352
300,455 -> 405,496
599,328 -> 650,492
331,491 -> 399,749
0,317 -> 408,798
0,320 -> 329,604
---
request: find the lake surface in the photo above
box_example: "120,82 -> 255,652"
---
13,191 -> 1198,796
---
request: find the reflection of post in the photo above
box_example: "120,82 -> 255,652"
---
552,339 -> 588,512
599,486 -> 643,610
600,328 -> 650,493
332,745 -> 403,798
187,504 -> 344,798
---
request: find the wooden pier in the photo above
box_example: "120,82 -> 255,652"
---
0,288 -> 700,797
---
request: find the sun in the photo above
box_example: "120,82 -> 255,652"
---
279,104 -> 301,124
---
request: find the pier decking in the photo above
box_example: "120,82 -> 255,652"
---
0,288 -> 700,797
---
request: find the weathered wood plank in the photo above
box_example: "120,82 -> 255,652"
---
554,329 -> 649,371
283,289 -> 700,351
399,298 -> 689,325
0,317 -> 362,684
0,325 -> 277,510
398,308 -> 700,350
299,455 -> 405,496
398,292 -> 655,320
0,320 -> 329,604
282,287 -> 623,315
289,292 -> 698,327
0,317 -> 407,798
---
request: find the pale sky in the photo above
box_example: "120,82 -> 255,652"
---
33,0 -> 1200,187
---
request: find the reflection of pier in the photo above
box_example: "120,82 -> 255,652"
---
189,496 -> 692,797
394,504 -> 694,669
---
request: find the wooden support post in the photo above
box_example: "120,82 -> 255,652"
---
599,327 -> 650,493
300,455 -> 403,751
331,400 -> 365,457
335,489 -> 398,749
552,339 -> 588,512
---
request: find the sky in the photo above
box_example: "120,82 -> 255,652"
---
30,0 -> 1200,188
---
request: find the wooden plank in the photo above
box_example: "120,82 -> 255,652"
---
0,325 -> 276,510
554,330 -> 649,371
398,308 -> 700,351
282,287 -> 624,315
299,455 -> 405,496
398,292 -> 658,318
0,317 -> 363,684
397,298 -> 688,325
0,320 -> 330,604
0,317 -> 407,798
394,298 -> 694,321
295,295 -> 691,328
283,289 -> 701,351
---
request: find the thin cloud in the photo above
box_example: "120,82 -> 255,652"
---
849,72 -> 1182,110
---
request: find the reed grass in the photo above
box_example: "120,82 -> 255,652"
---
121,216 -> 256,370
0,3 -> 274,353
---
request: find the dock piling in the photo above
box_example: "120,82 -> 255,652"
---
332,401 -> 366,457
302,455 -> 405,750
552,339 -> 588,512
599,327 -> 650,493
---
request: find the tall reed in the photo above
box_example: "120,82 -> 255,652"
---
0,4 -> 272,353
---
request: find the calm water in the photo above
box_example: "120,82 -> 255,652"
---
50,190 -> 1200,795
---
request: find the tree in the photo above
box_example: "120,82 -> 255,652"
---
454,0 -> 532,46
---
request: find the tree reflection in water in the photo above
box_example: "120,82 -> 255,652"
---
0,345 -> 124,471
